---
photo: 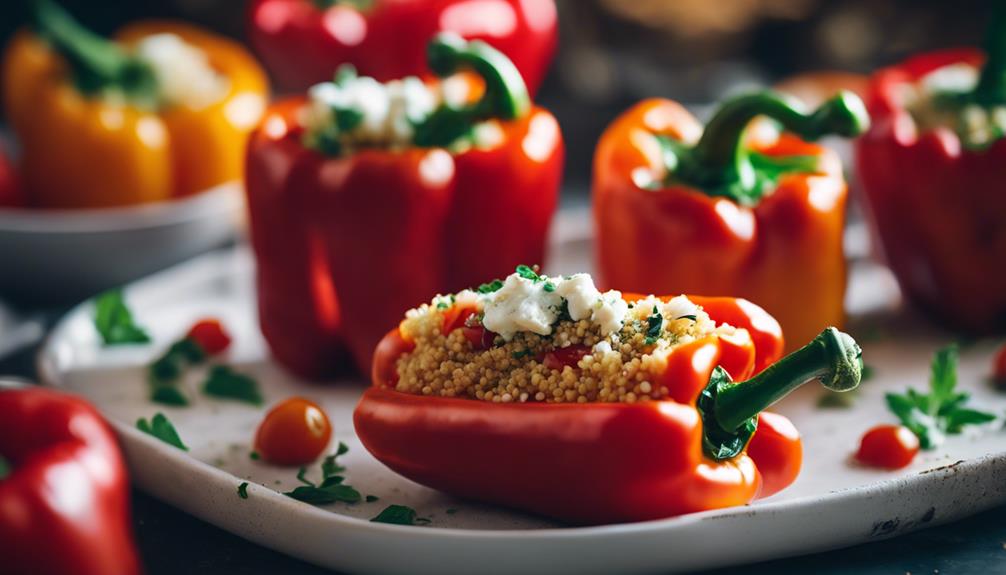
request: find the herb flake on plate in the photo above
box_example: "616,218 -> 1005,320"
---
284,442 -> 361,505
370,504 -> 429,525
202,365 -> 263,406
136,413 -> 188,451
238,482 -> 249,499
93,290 -> 151,345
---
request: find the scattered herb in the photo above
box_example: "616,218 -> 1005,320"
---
296,467 -> 314,486
93,290 -> 151,345
136,413 -> 188,451
436,301 -> 449,309
644,306 -> 663,345
366,495 -> 380,503
512,349 -> 531,359
885,345 -> 996,449
0,455 -> 9,480
371,504 -> 427,525
285,484 -> 362,505
249,451 -> 261,461
446,508 -> 458,515
477,279 -> 503,293
321,442 -> 349,478
675,314 -> 697,322
543,281 -> 556,292
553,299 -> 572,325
515,264 -> 541,281
149,338 -> 207,386
238,482 -> 249,499
150,385 -> 189,407
202,365 -> 264,406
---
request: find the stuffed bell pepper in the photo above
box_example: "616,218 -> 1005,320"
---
247,0 -> 557,94
0,387 -> 141,575
856,8 -> 1006,332
2,0 -> 268,208
246,34 -> 563,378
354,266 -> 862,524
594,91 -> 869,350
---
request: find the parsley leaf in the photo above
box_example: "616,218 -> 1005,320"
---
884,345 -> 996,449
512,349 -> 531,359
238,482 -> 249,499
0,455 -> 9,480
371,504 -> 428,525
202,365 -> 263,406
321,442 -> 349,479
249,451 -> 260,460
150,385 -> 189,407
136,413 -> 188,451
644,306 -> 663,345
476,279 -> 503,293
675,314 -> 697,322
515,265 -> 541,281
366,495 -> 379,503
148,338 -> 207,386
285,484 -> 361,505
93,290 -> 151,345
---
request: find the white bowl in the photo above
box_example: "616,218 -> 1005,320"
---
0,182 -> 244,306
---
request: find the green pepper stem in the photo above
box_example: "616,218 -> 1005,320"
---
971,4 -> 1006,105
663,91 -> 869,204
32,0 -> 157,104
712,327 -> 863,432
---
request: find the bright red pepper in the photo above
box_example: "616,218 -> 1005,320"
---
247,0 -> 557,94
0,143 -> 23,208
855,41 -> 1006,332
246,36 -> 563,378
0,387 -> 141,575
355,295 -> 862,524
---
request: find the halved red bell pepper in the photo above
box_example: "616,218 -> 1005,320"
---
247,0 -> 557,94
355,296 -> 862,524
855,11 -> 1006,332
0,387 -> 141,575
245,36 -> 563,378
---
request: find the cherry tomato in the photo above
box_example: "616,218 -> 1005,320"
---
993,343 -> 1006,388
254,397 -> 332,466
856,424 -> 920,469
542,344 -> 591,371
441,306 -> 495,350
186,318 -> 232,355
746,411 -> 802,498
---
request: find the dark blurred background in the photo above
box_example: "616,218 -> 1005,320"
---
0,0 -> 994,195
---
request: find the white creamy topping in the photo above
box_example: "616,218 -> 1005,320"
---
302,73 -> 437,148
480,271 -> 629,341
134,34 -> 229,109
919,63 -> 978,95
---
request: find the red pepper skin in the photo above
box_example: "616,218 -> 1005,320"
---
856,49 -> 1006,333
245,99 -> 563,377
247,0 -> 557,94
746,411 -> 802,498
354,296 -> 795,524
0,143 -> 23,207
0,388 -> 141,575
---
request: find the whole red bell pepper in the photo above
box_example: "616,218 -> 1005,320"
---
247,0 -> 557,94
855,11 -> 1006,332
0,387 -> 141,575
245,35 -> 563,378
355,295 -> 862,524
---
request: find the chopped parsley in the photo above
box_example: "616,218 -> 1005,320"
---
149,338 -> 207,387
644,306 -> 663,345
250,451 -> 260,460
370,504 -> 429,525
136,413 -> 188,451
0,455 -> 9,480
675,314 -> 697,322
150,385 -> 189,407
476,279 -> 503,293
366,495 -> 380,503
93,290 -> 151,345
202,365 -> 263,406
515,264 -> 556,292
885,345 -> 996,449
238,482 -> 249,499
321,442 -> 349,477
284,442 -> 361,505
512,349 -> 531,359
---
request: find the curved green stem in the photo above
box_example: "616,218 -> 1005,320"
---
32,0 -> 157,106
413,33 -> 530,147
661,91 -> 869,205
699,327 -> 862,460
971,4 -> 1006,106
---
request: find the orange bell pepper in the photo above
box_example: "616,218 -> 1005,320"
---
593,92 -> 869,350
1,0 -> 268,208
356,293 -> 862,524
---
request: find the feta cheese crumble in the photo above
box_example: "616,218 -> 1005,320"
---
134,34 -> 229,109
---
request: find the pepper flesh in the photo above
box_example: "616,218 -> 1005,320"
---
1,9 -> 268,208
0,387 -> 141,575
246,46 -> 563,378
247,0 -> 557,94
355,295 -> 797,524
594,96 -> 861,350
855,48 -> 1006,332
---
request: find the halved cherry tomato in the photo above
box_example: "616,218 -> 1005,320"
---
855,424 -> 920,469
746,411 -> 802,498
186,318 -> 232,355
542,344 -> 591,371
441,305 -> 495,350
254,397 -> 332,466
993,343 -> 1006,389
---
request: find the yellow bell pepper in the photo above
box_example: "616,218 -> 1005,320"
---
1,1 -> 268,209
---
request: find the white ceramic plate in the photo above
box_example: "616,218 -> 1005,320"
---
0,182 -> 243,305
37,210 -> 1006,574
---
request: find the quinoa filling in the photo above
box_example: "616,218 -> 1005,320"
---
393,269 -> 747,404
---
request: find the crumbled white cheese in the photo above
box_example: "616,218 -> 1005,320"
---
920,63 -> 978,95
135,34 -> 229,109
480,271 -> 629,341
301,73 -> 437,149
592,340 -> 614,355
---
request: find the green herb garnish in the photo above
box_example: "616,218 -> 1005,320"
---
512,349 -> 531,359
675,314 -> 697,322
371,504 -> 428,525
150,385 -> 189,407
250,451 -> 260,461
515,264 -> 541,281
366,495 -> 379,503
238,482 -> 249,499
885,345 -> 996,449
93,290 -> 151,345
321,442 -> 349,478
644,306 -> 663,345
477,279 -> 504,293
148,338 -> 207,386
202,365 -> 263,406
136,413 -> 188,451
284,443 -> 361,505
